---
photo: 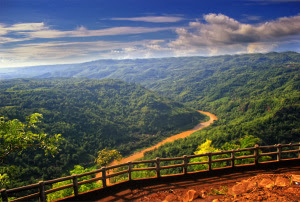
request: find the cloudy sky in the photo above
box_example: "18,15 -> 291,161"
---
1,0 -> 300,68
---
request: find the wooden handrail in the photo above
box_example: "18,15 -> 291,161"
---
1,143 -> 300,202
44,176 -> 73,185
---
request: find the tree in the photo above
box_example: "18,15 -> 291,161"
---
94,148 -> 122,167
0,173 -> 8,187
190,139 -> 224,171
0,113 -> 63,189
0,113 -> 63,162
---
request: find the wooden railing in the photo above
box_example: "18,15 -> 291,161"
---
1,143 -> 300,202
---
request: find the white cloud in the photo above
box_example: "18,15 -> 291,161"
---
9,22 -> 47,31
0,24 -> 9,35
1,13 -> 300,68
111,16 -> 184,23
0,22 -> 175,43
0,21 -> 176,67
169,13 -> 300,55
0,37 -> 29,44
0,22 -> 174,43
0,22 -> 47,36
22,26 -> 173,39
0,39 -> 173,67
2,40 -> 142,60
247,42 -> 278,53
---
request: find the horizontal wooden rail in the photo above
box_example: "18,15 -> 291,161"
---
187,161 -> 209,166
235,155 -> 256,160
77,177 -> 103,186
211,158 -> 232,163
76,168 -> 103,178
132,159 -> 156,164
107,170 -> 128,179
160,156 -> 184,161
260,152 -> 277,156
12,192 -> 39,202
5,183 -> 39,194
160,163 -> 184,170
45,184 -> 73,195
2,143 -> 300,202
211,150 -> 233,155
132,167 -> 156,172
282,149 -> 299,154
44,176 -> 73,185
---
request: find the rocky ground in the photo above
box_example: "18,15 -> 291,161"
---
132,174 -> 300,202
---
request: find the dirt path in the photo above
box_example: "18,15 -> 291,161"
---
110,111 -> 217,166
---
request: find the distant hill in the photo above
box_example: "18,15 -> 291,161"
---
0,64 -> 74,79
2,52 -> 299,143
0,78 -> 204,187
2,52 -> 298,87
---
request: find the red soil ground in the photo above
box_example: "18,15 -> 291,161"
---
99,165 -> 300,202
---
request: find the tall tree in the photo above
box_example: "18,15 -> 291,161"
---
0,113 -> 63,188
94,148 -> 122,167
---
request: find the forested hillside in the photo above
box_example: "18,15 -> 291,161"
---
140,52 -> 300,160
0,78 -> 204,188
1,52 -> 299,189
30,51 -> 300,147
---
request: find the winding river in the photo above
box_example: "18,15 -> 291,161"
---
110,111 -> 217,166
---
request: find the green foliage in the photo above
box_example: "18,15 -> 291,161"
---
131,163 -> 156,179
189,139 -> 225,171
0,113 -> 63,162
47,165 -> 101,201
142,53 -> 299,167
142,135 -> 270,176
0,114 -> 63,189
209,186 -> 228,195
0,173 -> 8,187
94,148 -> 122,167
12,52 -> 297,147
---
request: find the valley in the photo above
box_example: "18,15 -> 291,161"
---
0,52 -> 299,197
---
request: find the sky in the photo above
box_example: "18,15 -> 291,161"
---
0,0 -> 300,68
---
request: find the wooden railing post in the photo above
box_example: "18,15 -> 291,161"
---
128,162 -> 132,181
231,151 -> 235,168
102,167 -> 107,188
208,153 -> 212,171
299,143 -> 300,158
0,189 -> 8,202
183,155 -> 188,174
72,174 -> 79,197
277,144 -> 282,161
38,181 -> 46,202
156,157 -> 161,178
254,144 -> 259,165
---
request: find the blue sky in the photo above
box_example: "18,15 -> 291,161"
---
0,0 -> 300,68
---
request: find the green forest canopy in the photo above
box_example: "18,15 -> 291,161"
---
0,78 -> 204,188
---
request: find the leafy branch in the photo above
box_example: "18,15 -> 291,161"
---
0,113 -> 64,163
